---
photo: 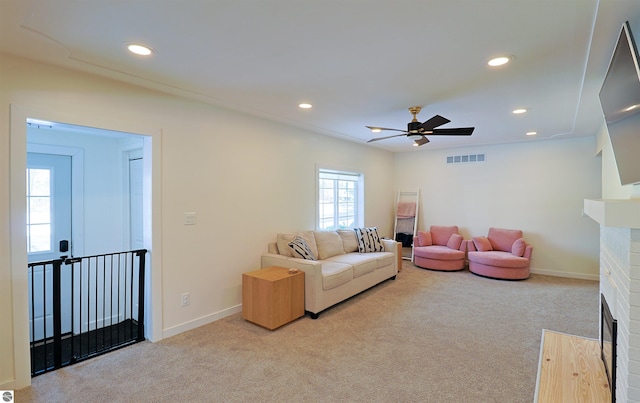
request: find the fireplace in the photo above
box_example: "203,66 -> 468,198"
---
584,197 -> 640,402
601,294 -> 617,402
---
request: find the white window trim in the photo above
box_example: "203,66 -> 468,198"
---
315,165 -> 364,231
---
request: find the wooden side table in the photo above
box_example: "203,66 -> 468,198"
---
242,266 -> 304,330
397,241 -> 403,272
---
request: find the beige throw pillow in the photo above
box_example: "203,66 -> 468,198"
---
337,230 -> 359,253
314,231 -> 346,260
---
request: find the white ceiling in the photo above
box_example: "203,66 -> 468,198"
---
2,0 -> 639,152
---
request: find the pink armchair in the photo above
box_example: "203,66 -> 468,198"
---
467,227 -> 532,280
413,225 -> 466,271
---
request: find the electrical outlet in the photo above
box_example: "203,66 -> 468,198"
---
181,292 -> 190,307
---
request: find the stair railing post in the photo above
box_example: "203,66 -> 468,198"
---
136,249 -> 147,342
53,258 -> 63,369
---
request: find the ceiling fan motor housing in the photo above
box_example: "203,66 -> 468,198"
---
407,121 -> 422,135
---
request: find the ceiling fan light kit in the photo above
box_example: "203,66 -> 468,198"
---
366,106 -> 475,147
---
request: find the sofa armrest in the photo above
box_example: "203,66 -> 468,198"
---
382,239 -> 399,272
261,253 -> 324,313
267,242 -> 278,254
382,238 -> 397,253
523,244 -> 533,259
467,240 -> 477,252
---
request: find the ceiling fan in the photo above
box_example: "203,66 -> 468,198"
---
366,106 -> 475,146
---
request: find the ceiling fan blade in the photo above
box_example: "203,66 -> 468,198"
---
431,127 -> 475,136
420,115 -> 451,131
365,126 -> 406,132
367,133 -> 408,143
414,136 -> 430,146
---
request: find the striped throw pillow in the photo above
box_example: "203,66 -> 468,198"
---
288,236 -> 317,260
354,227 -> 384,253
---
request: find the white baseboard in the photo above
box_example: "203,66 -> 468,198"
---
161,304 -> 242,339
530,267 -> 599,281
0,379 -> 16,391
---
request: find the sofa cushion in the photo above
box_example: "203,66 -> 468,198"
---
338,230 -> 359,253
314,231 -> 346,260
487,227 -> 523,252
431,225 -> 459,246
512,238 -> 526,257
277,231 -> 318,258
367,251 -> 396,269
354,227 -> 384,253
417,230 -> 432,247
327,254 -> 377,278
467,251 -> 530,268
288,236 -> 317,260
414,245 -> 465,261
446,233 -> 463,250
472,236 -> 493,252
321,262 -> 353,290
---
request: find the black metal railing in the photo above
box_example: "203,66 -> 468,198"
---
27,249 -> 147,376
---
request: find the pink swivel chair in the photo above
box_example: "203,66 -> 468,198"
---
467,227 -> 532,280
413,225 -> 466,271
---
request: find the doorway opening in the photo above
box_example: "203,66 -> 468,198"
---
26,118 -> 151,376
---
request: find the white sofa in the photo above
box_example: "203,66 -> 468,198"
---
261,229 -> 398,318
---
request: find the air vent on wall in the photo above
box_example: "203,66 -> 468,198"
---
446,153 -> 485,164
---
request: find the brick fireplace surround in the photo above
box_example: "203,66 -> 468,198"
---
584,198 -> 640,402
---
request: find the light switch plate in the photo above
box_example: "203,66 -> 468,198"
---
184,212 -> 196,225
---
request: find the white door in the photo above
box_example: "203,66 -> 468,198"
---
27,153 -> 72,262
27,153 -> 73,340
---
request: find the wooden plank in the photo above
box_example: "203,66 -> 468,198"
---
535,330 -> 611,403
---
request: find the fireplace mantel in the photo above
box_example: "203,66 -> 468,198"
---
584,198 -> 640,229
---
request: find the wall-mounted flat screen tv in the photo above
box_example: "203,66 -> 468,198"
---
599,21 -> 640,186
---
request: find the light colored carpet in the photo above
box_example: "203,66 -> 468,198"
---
16,262 -> 599,402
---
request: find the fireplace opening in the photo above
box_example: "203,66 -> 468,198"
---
601,294 -> 617,402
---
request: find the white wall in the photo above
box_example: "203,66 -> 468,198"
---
597,122 -> 640,199
0,53 -> 396,388
394,136 -> 602,278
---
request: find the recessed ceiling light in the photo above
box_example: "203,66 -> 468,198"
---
512,108 -> 528,114
127,43 -> 154,56
488,55 -> 514,67
370,128 -> 382,133
298,103 -> 312,109
526,131 -> 537,136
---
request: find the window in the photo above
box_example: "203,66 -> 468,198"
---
317,168 -> 363,230
26,168 -> 52,253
